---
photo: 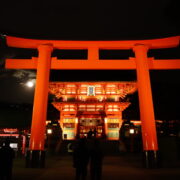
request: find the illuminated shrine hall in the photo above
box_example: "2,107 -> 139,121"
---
49,82 -> 137,140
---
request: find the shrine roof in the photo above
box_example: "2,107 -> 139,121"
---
49,81 -> 137,99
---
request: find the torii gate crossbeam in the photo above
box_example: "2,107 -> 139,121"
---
4,35 -> 180,168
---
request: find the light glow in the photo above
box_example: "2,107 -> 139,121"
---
104,118 -> 107,123
129,128 -> 135,134
47,129 -> 53,134
75,118 -> 78,123
26,81 -> 34,88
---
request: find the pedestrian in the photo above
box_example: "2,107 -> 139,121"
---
73,138 -> 89,180
90,139 -> 103,180
0,139 -> 15,180
87,129 -> 93,139
92,129 -> 97,138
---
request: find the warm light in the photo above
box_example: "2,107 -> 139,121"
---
47,129 -> 53,134
26,81 -> 34,87
129,128 -> 135,134
3,128 -> 18,133
131,120 -> 141,126
46,120 -> 51,125
75,118 -> 78,123
104,118 -> 107,123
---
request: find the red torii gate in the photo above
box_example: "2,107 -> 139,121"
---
5,35 -> 180,168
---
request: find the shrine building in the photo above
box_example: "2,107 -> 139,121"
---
49,81 -> 137,140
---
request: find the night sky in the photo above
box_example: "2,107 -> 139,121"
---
0,0 -> 180,126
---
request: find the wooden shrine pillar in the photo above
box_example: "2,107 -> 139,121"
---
104,117 -> 108,138
26,44 -> 53,168
133,44 -> 159,168
74,118 -> 79,138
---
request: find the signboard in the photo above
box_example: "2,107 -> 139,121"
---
87,86 -> 95,96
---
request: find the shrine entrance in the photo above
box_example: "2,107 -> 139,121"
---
78,117 -> 104,138
49,81 -> 136,140
4,35 -> 180,168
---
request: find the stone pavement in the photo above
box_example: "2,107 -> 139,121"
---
12,154 -> 180,180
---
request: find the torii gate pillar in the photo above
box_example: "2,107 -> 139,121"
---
26,44 -> 53,168
134,44 -> 158,168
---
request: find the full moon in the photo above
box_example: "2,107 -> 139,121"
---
26,81 -> 34,88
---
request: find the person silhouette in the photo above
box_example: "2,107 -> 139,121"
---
73,138 -> 89,180
87,129 -> 93,139
0,139 -> 15,180
89,139 -> 103,180
92,129 -> 97,138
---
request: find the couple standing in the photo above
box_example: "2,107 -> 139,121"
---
73,138 -> 103,180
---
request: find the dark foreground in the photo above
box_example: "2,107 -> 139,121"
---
12,153 -> 180,180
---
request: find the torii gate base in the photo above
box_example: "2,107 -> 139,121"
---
26,150 -> 46,168
4,36 -> 180,168
143,151 -> 159,169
